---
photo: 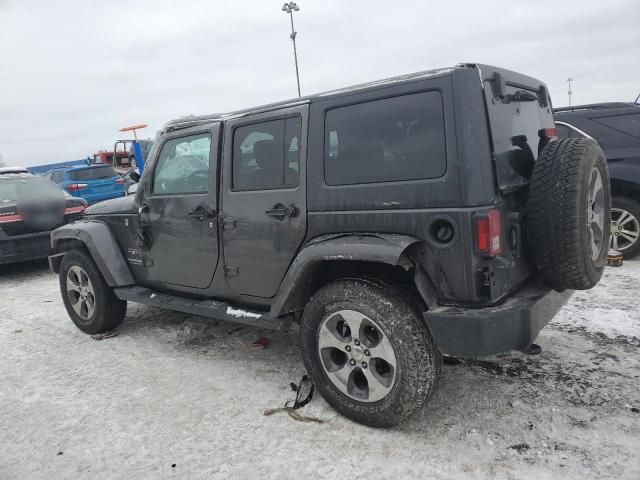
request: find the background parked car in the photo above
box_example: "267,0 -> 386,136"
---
555,102 -> 640,257
92,139 -> 153,170
0,169 -> 86,264
46,164 -> 125,204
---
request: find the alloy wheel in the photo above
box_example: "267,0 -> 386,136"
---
66,265 -> 96,320
318,309 -> 397,402
587,167 -> 606,261
610,208 -> 640,252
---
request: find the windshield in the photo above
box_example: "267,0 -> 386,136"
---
69,166 -> 117,181
0,177 -> 64,203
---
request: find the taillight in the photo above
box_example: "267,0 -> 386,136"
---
476,209 -> 502,257
0,214 -> 22,224
64,206 -> 86,214
115,178 -> 125,185
539,127 -> 557,139
66,183 -> 88,192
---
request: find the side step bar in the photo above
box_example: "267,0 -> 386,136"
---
113,286 -> 287,330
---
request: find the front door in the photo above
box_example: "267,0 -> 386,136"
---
139,126 -> 219,289
221,106 -> 308,298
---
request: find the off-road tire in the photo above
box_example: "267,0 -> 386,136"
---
527,138 -> 610,290
301,278 -> 441,428
611,196 -> 640,258
59,249 -> 127,334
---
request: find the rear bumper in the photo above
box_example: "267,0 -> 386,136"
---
424,278 -> 572,357
0,230 -> 51,264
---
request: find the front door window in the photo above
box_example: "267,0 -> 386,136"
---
153,134 -> 211,195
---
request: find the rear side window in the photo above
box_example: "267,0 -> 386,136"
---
68,166 -> 117,181
324,91 -> 446,185
0,177 -> 62,203
51,171 -> 65,183
232,117 -> 301,190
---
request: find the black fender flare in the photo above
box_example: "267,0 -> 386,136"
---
270,233 -> 421,316
49,221 -> 135,287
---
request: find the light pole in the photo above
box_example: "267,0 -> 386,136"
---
282,2 -> 302,97
567,77 -> 573,107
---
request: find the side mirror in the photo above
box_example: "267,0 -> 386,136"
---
129,170 -> 141,182
127,184 -> 138,195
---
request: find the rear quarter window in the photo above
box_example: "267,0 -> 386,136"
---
69,166 -> 117,181
324,91 -> 446,185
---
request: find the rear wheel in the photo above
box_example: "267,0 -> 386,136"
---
59,249 -> 126,334
610,196 -> 640,258
301,279 -> 441,427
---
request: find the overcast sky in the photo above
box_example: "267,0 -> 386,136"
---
1,0 -> 638,166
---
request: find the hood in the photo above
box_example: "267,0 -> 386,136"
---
85,195 -> 136,216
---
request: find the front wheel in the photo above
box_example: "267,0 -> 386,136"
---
59,249 -> 127,334
301,279 -> 441,428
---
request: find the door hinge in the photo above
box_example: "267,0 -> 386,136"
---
224,264 -> 239,277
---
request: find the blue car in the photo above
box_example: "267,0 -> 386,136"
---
46,164 -> 125,204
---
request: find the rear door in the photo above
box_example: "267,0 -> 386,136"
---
221,105 -> 308,298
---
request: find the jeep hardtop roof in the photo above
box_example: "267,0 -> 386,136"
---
163,63 -> 548,133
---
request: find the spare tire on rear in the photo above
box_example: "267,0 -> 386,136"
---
527,138 -> 610,290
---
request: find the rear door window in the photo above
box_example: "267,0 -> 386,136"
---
232,117 -> 301,190
324,91 -> 446,185
68,166 -> 118,181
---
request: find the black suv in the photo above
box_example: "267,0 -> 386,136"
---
555,102 -> 640,257
49,64 -> 610,427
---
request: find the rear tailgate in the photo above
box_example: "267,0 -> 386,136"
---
476,65 -> 556,302
478,64 -> 556,192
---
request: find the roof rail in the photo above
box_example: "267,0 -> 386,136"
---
554,102 -> 637,113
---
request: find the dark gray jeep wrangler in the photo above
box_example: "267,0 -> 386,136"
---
50,64 -> 610,427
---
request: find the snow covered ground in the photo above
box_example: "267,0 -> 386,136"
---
1,260 -> 639,480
